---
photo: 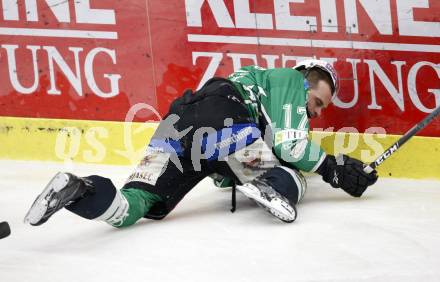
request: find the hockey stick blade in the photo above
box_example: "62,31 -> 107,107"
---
364,105 -> 440,173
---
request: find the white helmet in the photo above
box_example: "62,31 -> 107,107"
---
294,59 -> 339,96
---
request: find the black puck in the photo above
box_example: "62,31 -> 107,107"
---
0,221 -> 11,239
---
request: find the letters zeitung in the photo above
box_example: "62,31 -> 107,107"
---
187,1 -> 440,114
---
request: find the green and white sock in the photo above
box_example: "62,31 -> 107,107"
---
95,188 -> 162,228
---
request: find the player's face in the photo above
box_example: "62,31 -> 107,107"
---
306,80 -> 333,119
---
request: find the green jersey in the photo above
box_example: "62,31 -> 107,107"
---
228,65 -> 326,172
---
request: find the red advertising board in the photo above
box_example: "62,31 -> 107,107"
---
0,0 -> 439,136
0,1 -> 156,121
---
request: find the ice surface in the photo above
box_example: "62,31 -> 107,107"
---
0,160 -> 440,282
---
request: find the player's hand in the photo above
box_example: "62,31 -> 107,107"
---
317,154 -> 378,197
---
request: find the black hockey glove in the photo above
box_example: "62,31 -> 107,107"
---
317,154 -> 378,197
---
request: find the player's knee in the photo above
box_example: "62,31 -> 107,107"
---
258,166 -> 307,204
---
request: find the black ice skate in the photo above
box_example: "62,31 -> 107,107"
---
24,172 -> 93,226
236,179 -> 297,223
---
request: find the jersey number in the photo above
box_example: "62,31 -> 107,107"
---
282,104 -> 307,130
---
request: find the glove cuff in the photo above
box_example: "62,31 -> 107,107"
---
316,154 -> 335,177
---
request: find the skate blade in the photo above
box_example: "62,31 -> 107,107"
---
236,184 -> 296,222
24,172 -> 70,225
268,199 -> 297,223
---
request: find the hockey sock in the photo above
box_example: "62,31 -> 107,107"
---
96,188 -> 162,228
65,175 -> 117,220
65,176 -> 162,228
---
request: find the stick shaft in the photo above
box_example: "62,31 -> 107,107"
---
363,106 -> 440,173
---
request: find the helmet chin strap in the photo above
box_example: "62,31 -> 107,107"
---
305,102 -> 312,118
304,69 -> 311,80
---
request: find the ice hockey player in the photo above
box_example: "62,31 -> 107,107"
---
24,60 -> 378,227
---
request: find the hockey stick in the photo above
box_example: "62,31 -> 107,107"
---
363,105 -> 440,173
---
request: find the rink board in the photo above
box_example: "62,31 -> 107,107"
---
2,116 -> 439,179
0,1 -> 439,137
1,1 -> 439,180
